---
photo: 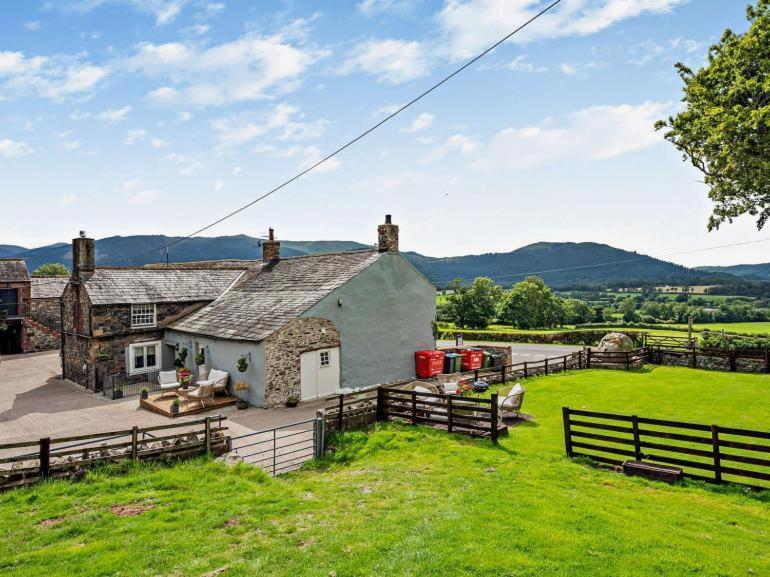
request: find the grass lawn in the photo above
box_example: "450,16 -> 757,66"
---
437,322 -> 688,338
668,321 -> 770,335
2,367 -> 769,576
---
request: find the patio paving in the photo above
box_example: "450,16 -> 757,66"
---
0,351 -> 327,446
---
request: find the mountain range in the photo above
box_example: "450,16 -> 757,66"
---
695,263 -> 770,281
3,235 -> 758,289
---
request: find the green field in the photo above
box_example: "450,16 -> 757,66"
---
2,366 -> 769,576
437,322 -> 689,338
670,322 -> 770,335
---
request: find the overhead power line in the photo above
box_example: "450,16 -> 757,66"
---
102,0 -> 564,266
429,237 -> 770,285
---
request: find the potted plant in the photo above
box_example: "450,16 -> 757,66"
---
195,349 -> 205,366
170,399 -> 180,415
236,356 -> 248,372
174,347 -> 189,369
177,367 -> 193,389
113,384 -> 124,400
234,381 -> 249,410
140,387 -> 149,400
286,394 -> 300,408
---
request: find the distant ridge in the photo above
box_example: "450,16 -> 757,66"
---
696,263 -> 770,281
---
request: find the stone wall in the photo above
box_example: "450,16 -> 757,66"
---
30,297 -> 61,329
62,333 -> 96,388
25,318 -> 60,351
90,302 -> 205,337
263,317 -> 341,408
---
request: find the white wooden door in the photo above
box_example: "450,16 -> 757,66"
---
300,347 -> 340,400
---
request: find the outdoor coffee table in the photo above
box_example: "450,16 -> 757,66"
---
176,387 -> 192,406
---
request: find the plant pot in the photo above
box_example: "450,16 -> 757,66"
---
140,391 -> 149,400
113,390 -> 124,400
286,399 -> 299,408
170,404 -> 179,415
237,366 -> 247,373
236,399 -> 249,410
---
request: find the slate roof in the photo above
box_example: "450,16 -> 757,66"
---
83,269 -> 245,305
31,276 -> 69,299
169,250 -> 382,341
0,259 -> 30,282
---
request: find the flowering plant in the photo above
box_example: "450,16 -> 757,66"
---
177,368 -> 194,386
235,380 -> 249,392
455,380 -> 473,396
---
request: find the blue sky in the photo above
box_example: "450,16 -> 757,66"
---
0,0 -> 762,266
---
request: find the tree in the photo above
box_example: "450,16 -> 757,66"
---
619,297 -> 639,323
33,263 -> 70,276
445,277 -> 502,329
561,298 -> 594,325
656,1 -> 770,230
499,276 -> 562,329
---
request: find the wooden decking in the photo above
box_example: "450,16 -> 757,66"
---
140,392 -> 238,417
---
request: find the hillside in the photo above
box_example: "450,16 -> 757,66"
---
405,242 -> 729,288
11,236 -> 736,288
16,236 -> 371,270
696,263 -> 770,281
0,244 -> 27,258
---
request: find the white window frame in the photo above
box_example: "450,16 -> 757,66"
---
129,340 -> 161,374
319,350 -> 331,368
130,303 -> 156,329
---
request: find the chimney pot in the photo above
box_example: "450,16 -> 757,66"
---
262,228 -> 280,263
377,215 -> 399,253
72,232 -> 95,280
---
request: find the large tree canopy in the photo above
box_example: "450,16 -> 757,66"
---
32,263 -> 70,276
656,0 -> 770,230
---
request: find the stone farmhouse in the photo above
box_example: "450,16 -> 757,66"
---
0,260 -> 63,354
60,216 -> 436,407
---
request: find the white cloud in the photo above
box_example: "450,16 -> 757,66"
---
59,0 -> 187,26
178,111 -> 192,122
130,189 -> 161,202
58,193 -> 77,205
23,21 -> 41,31
340,39 -> 428,84
96,105 -> 132,123
506,54 -> 547,73
0,138 -> 33,158
121,179 -> 141,191
232,166 -> 242,174
358,0 -> 416,16
423,133 -> 480,162
560,63 -> 577,75
473,101 -> 671,171
151,137 -> 171,148
214,179 -> 224,191
403,112 -> 434,133
371,103 -> 401,117
438,0 -> 686,59
124,129 -> 147,144
129,33 -> 327,107
0,50 -> 107,100
212,103 -> 328,147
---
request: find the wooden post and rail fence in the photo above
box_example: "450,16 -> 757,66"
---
0,416 -> 228,491
562,407 -> 770,490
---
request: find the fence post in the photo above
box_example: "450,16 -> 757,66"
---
578,349 -> 583,368
376,387 -> 385,421
411,391 -> 417,425
523,361 -> 528,378
765,349 -> 769,374
447,396 -> 453,433
490,393 -> 499,444
314,411 -> 326,459
272,429 -> 277,476
501,364 -> 507,384
625,351 -> 630,371
631,415 -> 642,461
729,349 -> 737,372
131,426 -> 138,462
544,358 -> 549,376
587,349 -> 592,368
562,408 -> 573,457
563,355 -> 568,373
691,348 -> 697,369
711,424 -> 722,484
474,369 -> 479,381
39,437 -> 51,480
337,394 -> 344,432
204,416 -> 211,454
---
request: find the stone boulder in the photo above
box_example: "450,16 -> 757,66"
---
597,332 -> 635,353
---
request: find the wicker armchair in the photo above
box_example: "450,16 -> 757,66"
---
497,383 -> 526,419
196,369 -> 229,397
187,383 -> 214,408
158,370 -> 180,399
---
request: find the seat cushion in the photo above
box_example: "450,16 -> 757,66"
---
510,383 -> 525,395
413,385 -> 432,395
158,370 -> 177,385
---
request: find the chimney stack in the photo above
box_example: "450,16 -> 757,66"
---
262,228 -> 280,263
72,231 -> 95,280
377,214 -> 399,253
